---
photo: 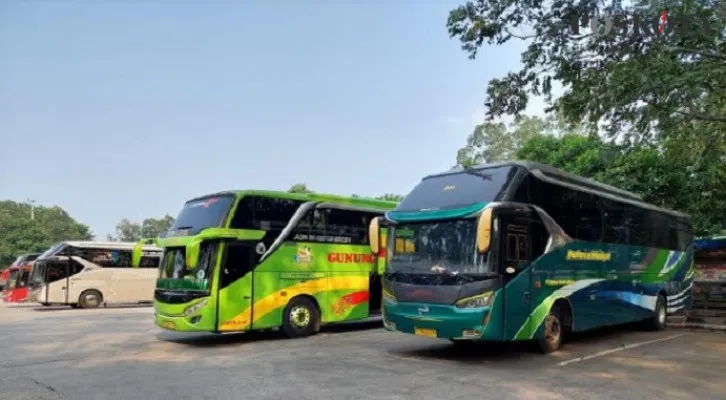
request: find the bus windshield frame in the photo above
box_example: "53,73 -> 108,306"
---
156,243 -> 218,292
166,195 -> 236,237
395,166 -> 520,212
385,217 -> 493,277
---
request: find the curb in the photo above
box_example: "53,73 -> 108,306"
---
669,322 -> 726,332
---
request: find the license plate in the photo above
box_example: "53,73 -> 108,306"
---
414,327 -> 437,338
161,320 -> 176,330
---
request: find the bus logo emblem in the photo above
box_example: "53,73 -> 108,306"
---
293,246 -> 313,266
418,305 -> 429,315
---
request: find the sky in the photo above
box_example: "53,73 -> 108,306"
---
0,1 -> 550,239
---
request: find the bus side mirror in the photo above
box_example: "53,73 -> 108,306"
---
477,208 -> 493,253
131,243 -> 143,268
186,239 -> 201,270
131,238 -> 158,268
369,217 -> 380,254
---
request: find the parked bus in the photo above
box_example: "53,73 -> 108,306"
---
1,253 -> 40,292
134,190 -> 397,337
369,161 -> 693,353
2,262 -> 36,303
28,241 -> 163,308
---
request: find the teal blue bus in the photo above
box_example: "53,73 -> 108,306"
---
368,161 -> 693,353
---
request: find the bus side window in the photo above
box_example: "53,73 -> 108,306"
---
140,256 -> 161,268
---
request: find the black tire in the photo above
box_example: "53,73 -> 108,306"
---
646,295 -> 667,331
78,290 -> 103,309
537,306 -> 564,354
282,297 -> 319,338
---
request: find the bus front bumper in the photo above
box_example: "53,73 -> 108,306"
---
154,299 -> 216,332
383,301 -> 494,340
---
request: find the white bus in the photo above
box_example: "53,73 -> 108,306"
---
28,241 -> 163,308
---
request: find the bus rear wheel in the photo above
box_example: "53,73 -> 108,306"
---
645,294 -> 667,331
79,290 -> 103,309
282,297 -> 319,338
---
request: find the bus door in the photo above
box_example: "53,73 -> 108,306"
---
45,260 -> 71,304
216,242 -> 256,332
497,209 -> 535,340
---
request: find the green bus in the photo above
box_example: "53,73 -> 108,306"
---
133,190 -> 397,337
369,161 -> 694,353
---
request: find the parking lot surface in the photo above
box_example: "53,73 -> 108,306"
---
1,303 -> 725,400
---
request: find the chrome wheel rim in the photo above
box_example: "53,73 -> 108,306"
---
544,315 -> 561,345
290,305 -> 311,329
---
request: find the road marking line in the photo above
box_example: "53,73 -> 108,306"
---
557,333 -> 685,366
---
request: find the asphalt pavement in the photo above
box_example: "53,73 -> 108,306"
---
1,303 -> 725,400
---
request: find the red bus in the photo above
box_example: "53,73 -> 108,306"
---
1,253 -> 41,303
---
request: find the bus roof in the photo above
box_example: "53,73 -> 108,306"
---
60,241 -> 161,250
184,189 -> 399,212
440,161 -> 689,219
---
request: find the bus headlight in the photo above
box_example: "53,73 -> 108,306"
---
184,299 -> 208,316
455,292 -> 493,309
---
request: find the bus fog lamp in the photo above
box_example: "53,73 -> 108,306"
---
184,299 -> 208,316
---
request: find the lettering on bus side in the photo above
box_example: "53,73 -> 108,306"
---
327,253 -> 377,264
565,250 -> 611,262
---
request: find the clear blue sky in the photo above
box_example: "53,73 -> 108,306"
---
0,1 -> 546,239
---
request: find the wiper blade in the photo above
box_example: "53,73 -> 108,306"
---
462,166 -> 492,181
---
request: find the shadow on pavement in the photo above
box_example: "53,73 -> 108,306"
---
158,319 -> 383,347
31,303 -> 152,312
389,322 -> 649,364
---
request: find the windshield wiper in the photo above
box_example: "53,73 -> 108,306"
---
462,166 -> 492,181
385,266 -> 422,278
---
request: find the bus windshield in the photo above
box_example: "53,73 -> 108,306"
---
7,270 -> 19,289
157,244 -> 217,292
386,218 -> 492,276
167,196 -> 235,236
396,166 -> 519,212
37,243 -> 66,260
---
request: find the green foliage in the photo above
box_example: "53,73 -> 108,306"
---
0,200 -> 93,268
288,183 -> 313,193
375,193 -> 405,202
108,215 -> 175,242
516,133 -> 726,235
456,114 -> 587,167
447,0 -> 726,142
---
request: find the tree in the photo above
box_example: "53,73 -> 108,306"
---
456,115 -> 561,166
109,219 -> 142,242
447,0 -> 726,142
108,215 -> 176,242
141,215 -> 175,238
0,200 -> 93,268
515,133 -> 726,235
288,183 -> 312,193
375,193 -> 405,202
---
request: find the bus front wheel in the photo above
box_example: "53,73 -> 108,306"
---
538,307 -> 564,354
282,296 -> 319,338
79,290 -> 103,309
